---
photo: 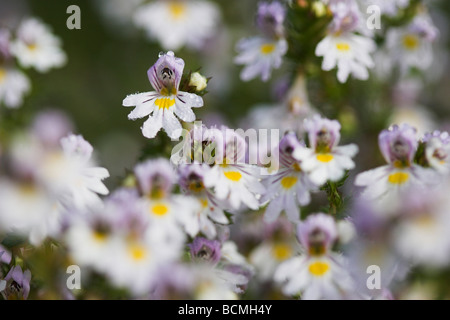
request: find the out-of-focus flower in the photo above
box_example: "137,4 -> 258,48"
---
294,115 -> 358,186
256,1 -> 286,38
31,110 -> 74,148
40,134 -> 110,211
135,158 -> 201,238
261,132 -> 317,223
274,213 -> 357,299
355,124 -> 435,214
123,51 -> 203,139
328,0 -> 362,34
133,0 -> 220,51
315,32 -> 376,83
0,66 -> 30,108
235,37 -> 287,82
384,14 -> 438,74
392,185 -> 450,267
11,18 -> 66,72
0,266 -> 31,300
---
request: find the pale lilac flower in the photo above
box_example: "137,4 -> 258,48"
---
235,37 -> 287,82
123,51 -> 203,139
262,132 -> 317,223
355,124 -> 435,214
0,266 -> 31,300
384,14 -> 438,74
189,237 -> 221,265
10,18 -> 66,72
361,0 -> 410,17
328,0 -> 362,34
133,0 -> 220,51
274,213 -> 357,299
256,1 -> 286,38
134,157 -> 177,197
31,110 -> 74,148
294,115 -> 358,186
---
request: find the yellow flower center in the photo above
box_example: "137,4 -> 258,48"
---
169,2 -> 186,19
154,97 -> 176,110
336,43 -> 350,52
150,203 -> 169,216
93,231 -> 108,243
272,244 -> 292,261
27,43 -> 37,51
316,154 -> 334,163
19,184 -> 37,197
224,171 -> 242,182
308,261 -> 330,277
280,176 -> 298,189
403,34 -> 419,50
260,43 -> 276,55
388,172 -> 409,185
128,243 -> 147,261
0,68 -> 6,83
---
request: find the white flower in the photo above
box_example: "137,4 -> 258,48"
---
204,164 -> 265,211
0,67 -> 30,108
250,240 -> 298,281
315,32 -> 376,83
38,134 -> 110,211
294,115 -> 358,186
0,180 -> 62,245
234,37 -> 287,82
274,254 -> 356,299
133,0 -> 220,50
11,18 -> 66,72
123,51 -> 203,139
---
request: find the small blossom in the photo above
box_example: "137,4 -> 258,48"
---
262,132 -> 317,223
133,0 -> 220,51
189,237 -> 221,265
274,213 -> 357,299
256,1 -> 286,38
0,266 -> 31,300
315,32 -> 376,83
123,51 -> 203,139
10,18 -> 66,72
355,124 -> 435,214
235,37 -> 287,82
294,115 -> 358,186
423,131 -> 450,174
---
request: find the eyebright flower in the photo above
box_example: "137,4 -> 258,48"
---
10,18 -> 67,72
354,124 -> 435,214
203,129 -> 265,211
315,32 -> 376,83
189,237 -> 222,265
234,37 -> 288,82
0,266 -> 31,300
261,132 -> 317,223
133,0 -> 220,51
274,213 -> 356,299
294,115 -> 358,186
384,14 -> 438,74
134,158 -> 202,238
123,51 -> 203,139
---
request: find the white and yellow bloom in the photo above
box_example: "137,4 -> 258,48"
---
294,115 -> 358,186
123,51 -> 203,139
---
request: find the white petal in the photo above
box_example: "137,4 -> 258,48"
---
141,109 -> 163,139
162,110 -> 183,139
